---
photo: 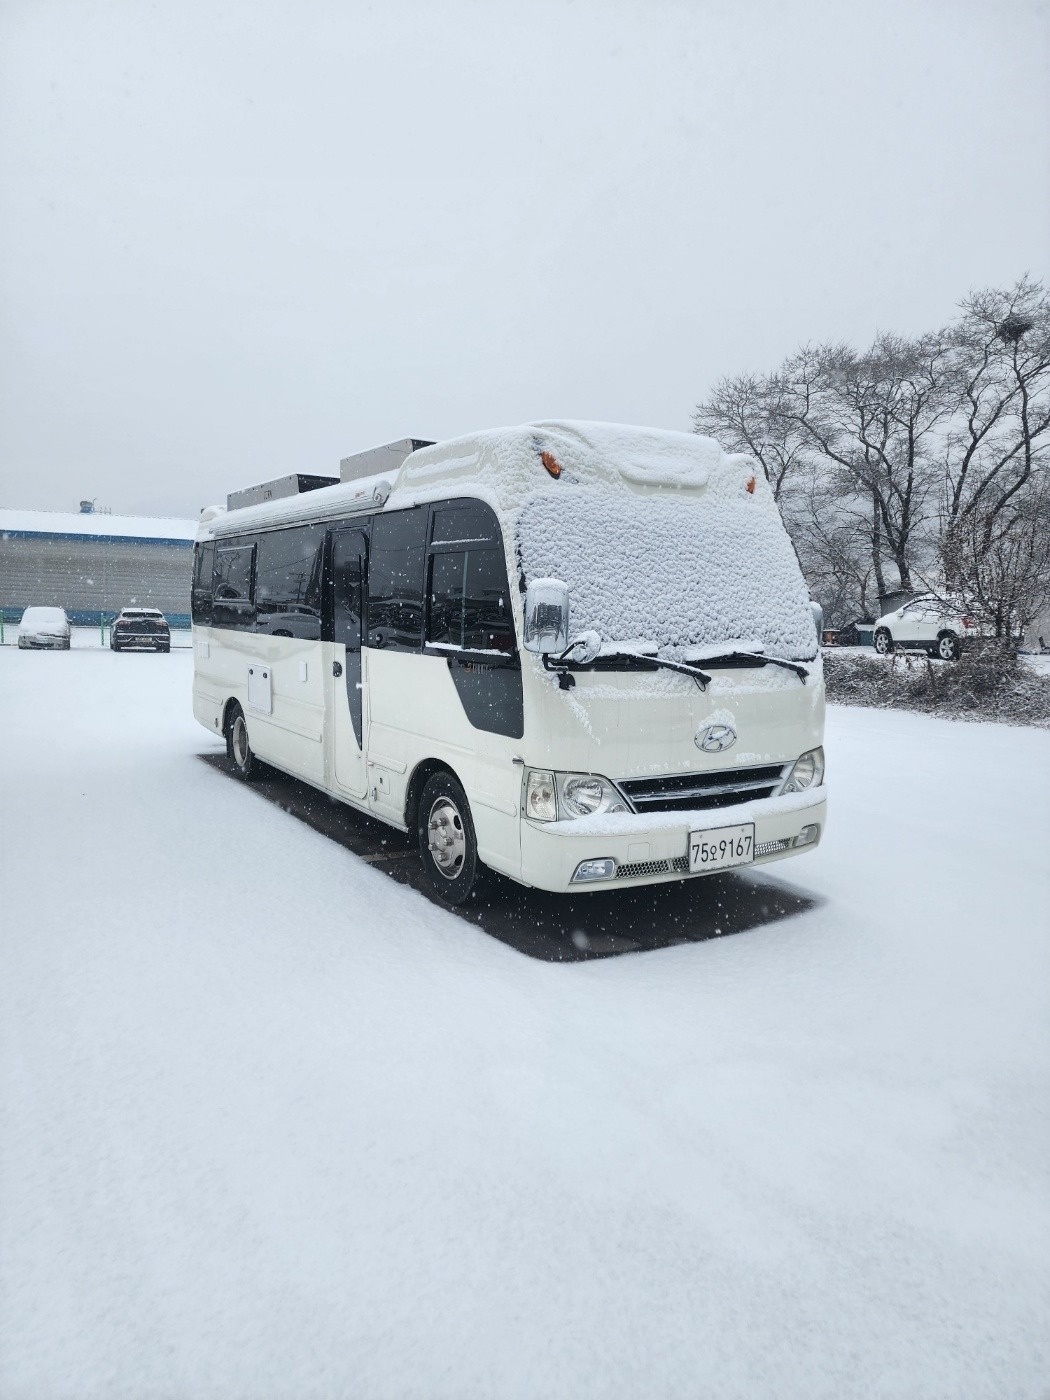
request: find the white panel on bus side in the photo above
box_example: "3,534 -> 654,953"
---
247,663 -> 273,715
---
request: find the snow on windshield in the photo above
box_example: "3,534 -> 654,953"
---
516,486 -> 817,660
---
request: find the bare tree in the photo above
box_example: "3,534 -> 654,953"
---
940,275 -> 1050,567
780,334 -> 950,598
940,474 -> 1050,643
785,457 -> 881,625
692,371 -> 806,501
693,275 -> 1050,638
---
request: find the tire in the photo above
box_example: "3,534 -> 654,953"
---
159,643 -> 170,653
225,702 -> 259,780
874,628 -> 894,655
111,641 -> 120,652
937,632 -> 960,662
417,770 -> 484,905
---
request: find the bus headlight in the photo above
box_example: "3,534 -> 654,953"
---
558,773 -> 629,818
779,746 -> 825,794
524,770 -> 629,821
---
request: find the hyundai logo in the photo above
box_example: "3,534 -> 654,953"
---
696,723 -> 737,753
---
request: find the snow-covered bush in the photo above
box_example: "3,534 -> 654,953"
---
823,648 -> 1050,726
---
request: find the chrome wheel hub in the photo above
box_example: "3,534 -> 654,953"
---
233,716 -> 249,767
427,797 -> 466,880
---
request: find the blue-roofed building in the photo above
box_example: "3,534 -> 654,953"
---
0,507 -> 198,628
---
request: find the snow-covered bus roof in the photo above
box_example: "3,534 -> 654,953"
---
201,421 -> 749,542
200,421 -> 816,658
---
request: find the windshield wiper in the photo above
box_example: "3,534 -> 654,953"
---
554,648 -> 713,690
698,650 -> 809,682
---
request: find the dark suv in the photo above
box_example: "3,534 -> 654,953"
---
110,607 -> 171,653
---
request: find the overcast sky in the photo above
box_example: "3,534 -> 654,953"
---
1,0 -> 1047,519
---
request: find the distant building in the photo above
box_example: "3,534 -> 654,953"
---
0,508 -> 197,627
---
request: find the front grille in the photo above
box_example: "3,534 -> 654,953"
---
616,859 -> 670,879
618,763 -> 788,814
755,837 -> 791,857
615,855 -> 690,880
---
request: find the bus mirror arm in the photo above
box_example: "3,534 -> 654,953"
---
541,654 -> 576,689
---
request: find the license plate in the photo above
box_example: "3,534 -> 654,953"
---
688,823 -> 755,873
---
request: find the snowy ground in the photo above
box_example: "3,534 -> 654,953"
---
1,649 -> 1049,1399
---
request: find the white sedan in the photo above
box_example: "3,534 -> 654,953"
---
17,606 -> 72,650
872,595 -> 979,661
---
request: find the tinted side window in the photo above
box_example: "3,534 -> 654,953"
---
430,501 -> 500,546
428,548 -> 514,653
191,541 -> 215,624
367,509 -> 427,650
254,525 -> 325,639
213,542 -> 256,629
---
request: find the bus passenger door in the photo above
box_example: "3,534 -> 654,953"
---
328,529 -> 368,798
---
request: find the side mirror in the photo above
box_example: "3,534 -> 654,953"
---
523,578 -> 570,654
809,601 -> 824,637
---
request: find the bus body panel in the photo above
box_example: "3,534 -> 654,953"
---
517,661 -> 825,781
364,648 -> 523,879
519,790 -> 827,893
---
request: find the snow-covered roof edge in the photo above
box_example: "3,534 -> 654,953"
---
203,421 -> 757,540
0,509 -> 198,544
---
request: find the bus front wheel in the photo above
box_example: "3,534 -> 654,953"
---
418,771 -> 483,905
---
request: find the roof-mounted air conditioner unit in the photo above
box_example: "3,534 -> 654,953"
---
227,473 -> 338,512
339,438 -> 434,483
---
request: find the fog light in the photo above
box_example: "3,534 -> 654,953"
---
571,858 -> 616,883
792,824 -> 820,848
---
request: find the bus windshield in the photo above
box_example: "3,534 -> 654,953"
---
515,487 -> 817,662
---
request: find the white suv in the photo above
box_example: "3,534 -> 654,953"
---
872,594 -> 979,661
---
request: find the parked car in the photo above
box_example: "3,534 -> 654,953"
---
110,607 -> 171,652
17,606 -> 72,650
872,594 -> 979,661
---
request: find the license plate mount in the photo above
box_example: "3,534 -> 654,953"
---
688,823 -> 756,874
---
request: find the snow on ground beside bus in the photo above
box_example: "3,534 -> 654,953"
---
1,648 -> 1049,1399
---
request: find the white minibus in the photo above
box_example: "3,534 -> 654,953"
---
192,422 -> 826,904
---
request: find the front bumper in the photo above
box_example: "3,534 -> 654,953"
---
519,789 -> 827,892
18,635 -> 69,649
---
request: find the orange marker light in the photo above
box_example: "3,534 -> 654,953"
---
540,450 -> 563,479
745,475 -> 756,494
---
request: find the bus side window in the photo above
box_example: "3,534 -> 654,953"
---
367,509 -> 427,650
213,542 -> 256,629
191,541 -> 215,625
254,525 -> 325,639
426,501 -> 514,656
428,548 -> 515,654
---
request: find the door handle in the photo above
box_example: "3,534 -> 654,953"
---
332,660 -> 343,677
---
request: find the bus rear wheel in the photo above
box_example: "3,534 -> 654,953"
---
417,771 -> 483,905
225,702 -> 259,781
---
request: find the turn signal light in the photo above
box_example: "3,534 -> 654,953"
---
540,450 -> 562,479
